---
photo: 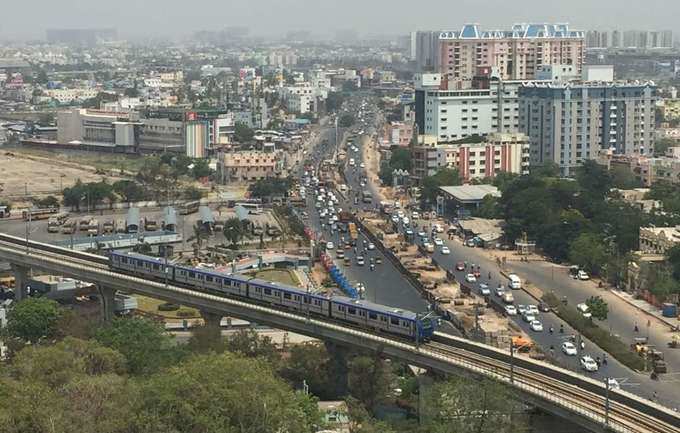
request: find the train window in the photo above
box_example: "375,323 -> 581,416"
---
122,257 -> 128,264
189,271 -> 195,278
303,296 -> 310,304
206,276 -> 213,282
255,287 -> 260,292
369,312 -> 377,320
348,307 -> 356,315
294,295 -> 300,301
390,317 -> 399,326
380,316 -> 387,322
264,288 -> 271,295
359,311 -> 366,317
153,264 -> 160,270
283,293 -> 291,300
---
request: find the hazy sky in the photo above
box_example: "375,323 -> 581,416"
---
2,0 -> 679,40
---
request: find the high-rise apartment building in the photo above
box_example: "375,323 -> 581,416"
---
519,82 -> 657,176
410,31 -> 440,72
437,23 -> 585,88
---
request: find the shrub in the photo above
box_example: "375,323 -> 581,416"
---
158,303 -> 180,312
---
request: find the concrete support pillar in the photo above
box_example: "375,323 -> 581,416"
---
10,264 -> 29,301
324,341 -> 349,396
199,310 -> 223,342
98,286 -> 117,322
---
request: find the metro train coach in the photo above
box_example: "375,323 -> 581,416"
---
109,251 -> 437,341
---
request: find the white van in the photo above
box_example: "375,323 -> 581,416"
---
508,274 -> 522,290
349,158 -> 356,167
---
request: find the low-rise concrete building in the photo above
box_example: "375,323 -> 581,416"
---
217,150 -> 284,183
639,226 -> 680,254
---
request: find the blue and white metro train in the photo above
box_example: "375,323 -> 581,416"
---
109,251 -> 438,341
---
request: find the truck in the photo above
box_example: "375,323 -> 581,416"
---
348,223 -> 358,243
338,211 -> 353,223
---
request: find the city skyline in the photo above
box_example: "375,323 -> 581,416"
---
2,0 -> 680,40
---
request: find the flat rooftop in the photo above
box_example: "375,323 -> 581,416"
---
439,185 -> 500,203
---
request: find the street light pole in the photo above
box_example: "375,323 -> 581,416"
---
604,377 -> 610,427
510,342 -> 515,384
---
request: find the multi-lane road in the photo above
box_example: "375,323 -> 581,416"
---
301,96 -> 680,410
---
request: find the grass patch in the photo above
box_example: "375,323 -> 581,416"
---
135,295 -> 200,319
249,269 -> 301,287
542,292 -> 645,371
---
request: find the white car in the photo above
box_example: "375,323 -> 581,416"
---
367,243 -> 375,250
440,246 -> 451,255
465,274 -> 477,283
417,231 -> 427,238
577,303 -> 592,319
359,163 -> 365,168
561,342 -> 578,356
578,270 -> 590,280
479,283 -> 490,296
517,304 -> 527,315
504,305 -> 518,316
402,217 -> 410,225
530,320 -> 543,332
526,305 -> 539,315
326,242 -> 335,250
606,378 -> 620,390
522,312 -> 536,323
391,215 -> 400,223
580,355 -> 599,372
433,238 -> 444,246
411,212 -> 420,219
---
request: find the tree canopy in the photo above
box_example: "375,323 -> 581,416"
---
234,122 -> 255,143
5,298 -> 62,343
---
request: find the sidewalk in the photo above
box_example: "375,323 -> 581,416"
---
609,289 -> 680,330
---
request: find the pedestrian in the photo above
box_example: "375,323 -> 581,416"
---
634,323 -> 639,332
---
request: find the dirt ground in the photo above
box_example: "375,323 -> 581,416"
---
0,150 -> 122,199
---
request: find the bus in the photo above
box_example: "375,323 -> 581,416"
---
22,207 -> 58,221
61,219 -> 77,234
178,200 -> 200,215
235,201 -> 263,215
361,190 -> 373,204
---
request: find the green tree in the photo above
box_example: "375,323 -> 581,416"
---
388,148 -> 412,171
136,353 -> 320,433
33,195 -> 59,209
530,161 -> 560,178
281,343 -> 335,399
475,194 -> 501,219
94,317 -> 185,375
191,158 -> 213,179
585,296 -> 609,321
249,177 -> 292,199
234,121 -> 255,143
223,217 -> 246,246
654,137 -> 676,156
569,233 -> 607,275
421,168 -> 461,204
326,92 -> 345,112
576,159 -> 613,200
6,298 -> 62,343
650,275 -> 680,301
338,113 -> 355,127
347,355 -> 392,411
112,180 -> 147,202
183,186 -> 203,201
342,80 -> 358,92
225,328 -> 281,365
667,245 -> 680,281
421,378 -> 527,433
